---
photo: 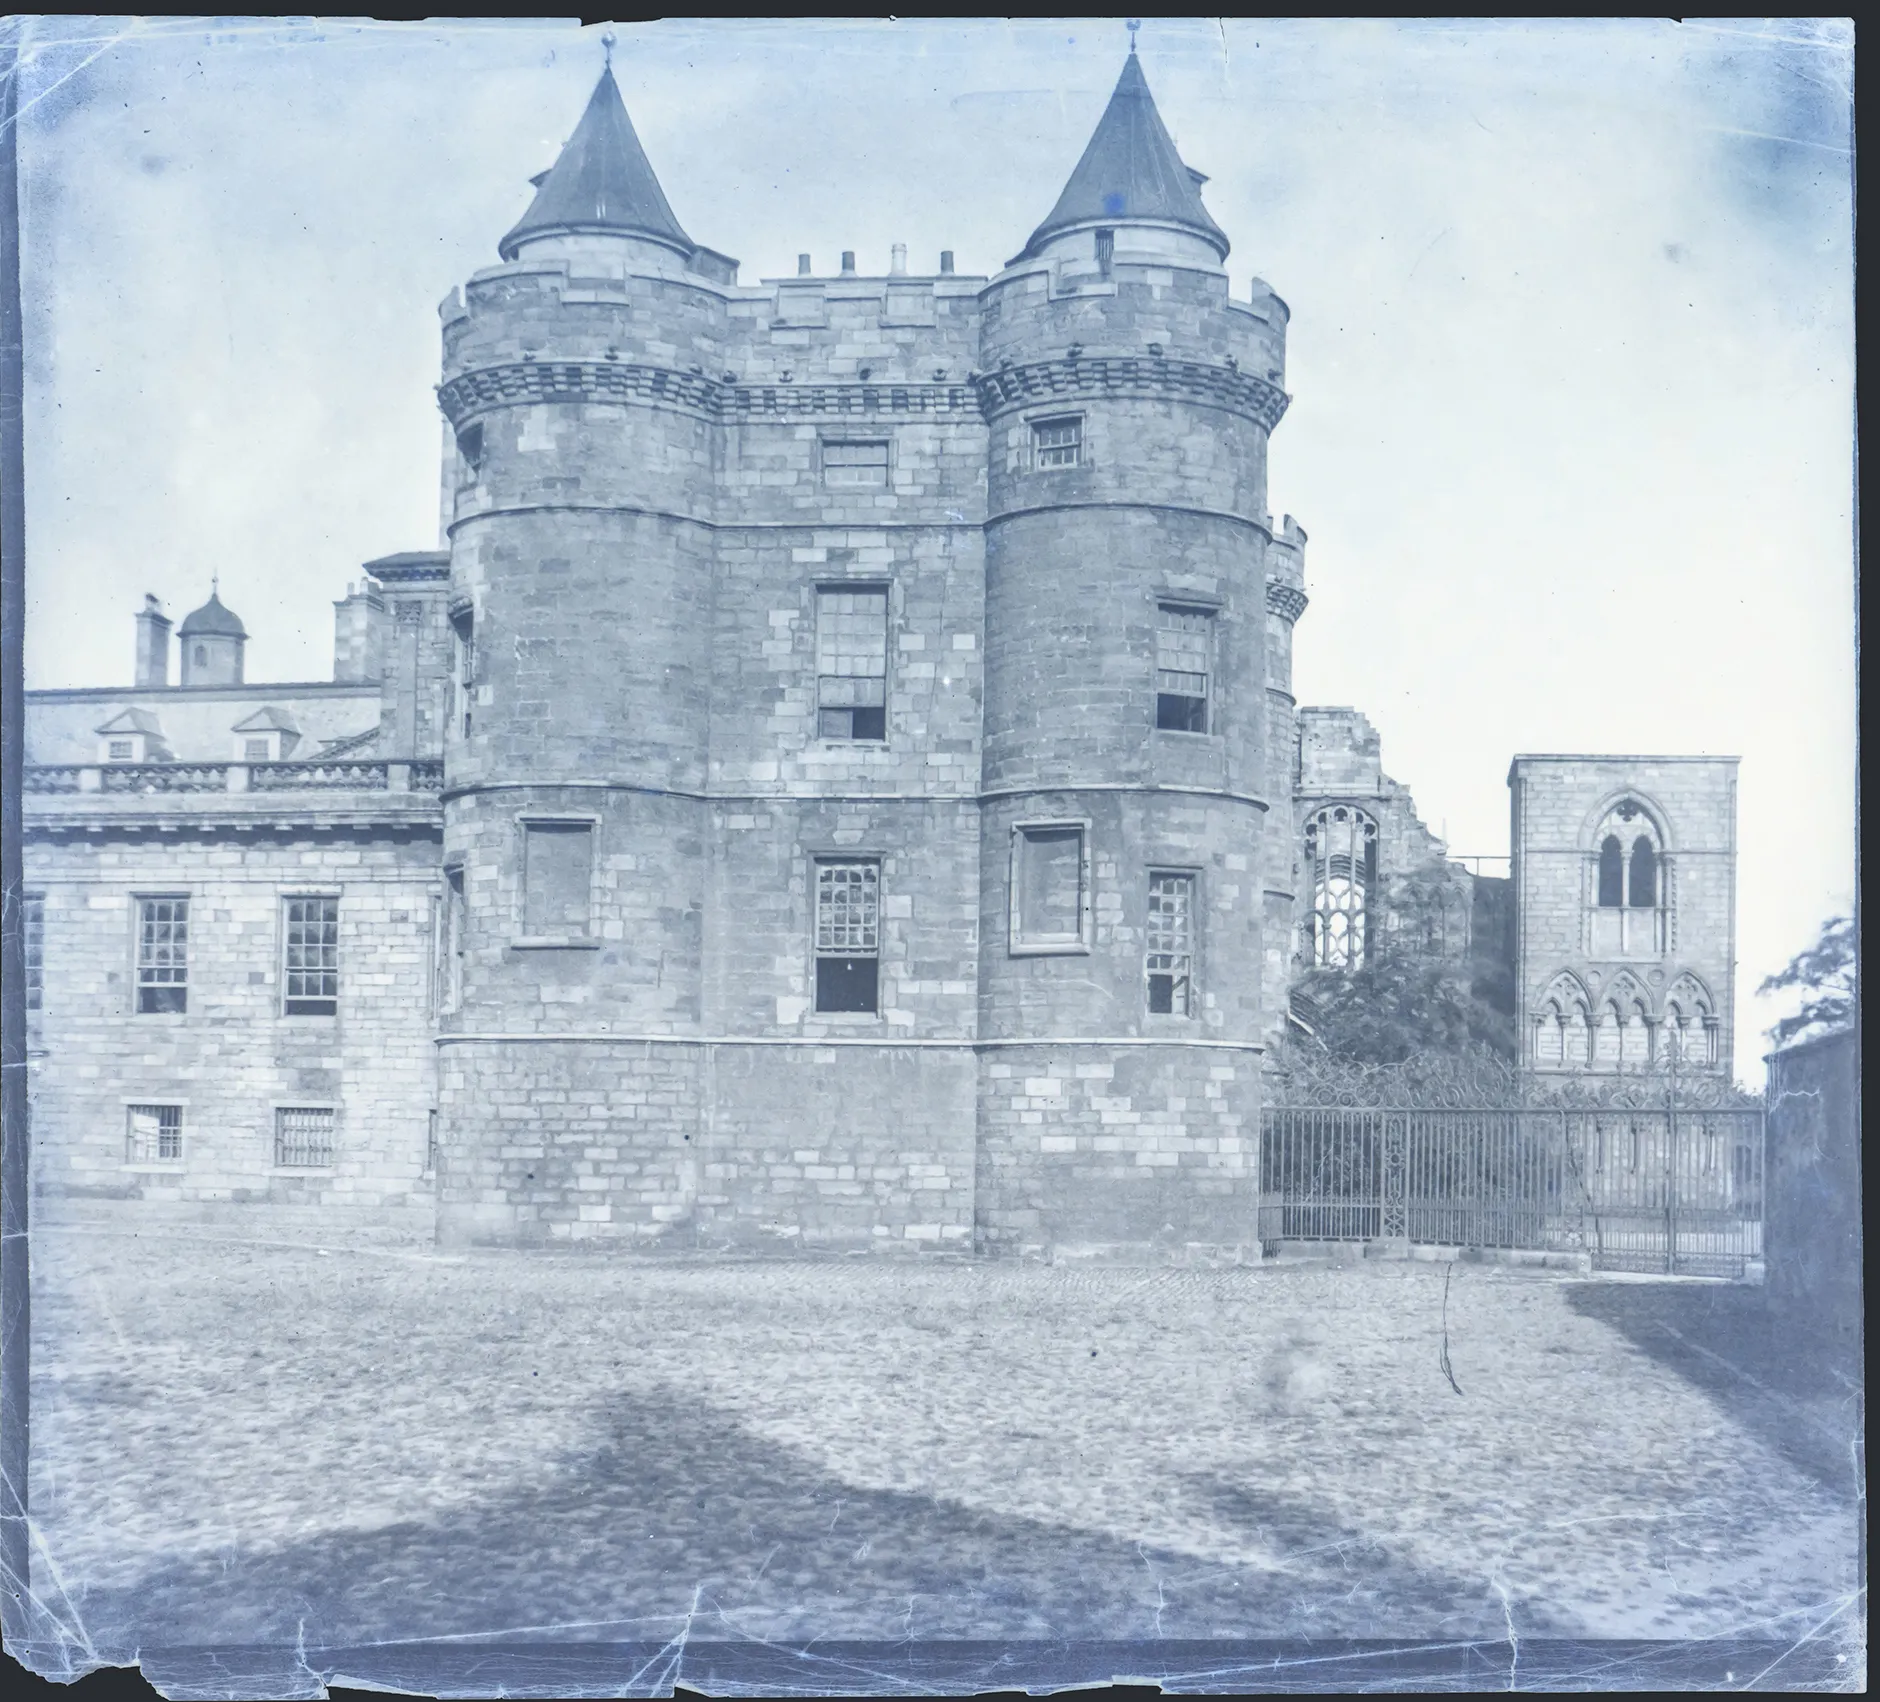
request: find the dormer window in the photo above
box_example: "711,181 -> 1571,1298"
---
107,739 -> 135,763
96,710 -> 165,764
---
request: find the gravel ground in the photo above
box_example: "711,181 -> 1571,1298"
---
24,1220 -> 1862,1665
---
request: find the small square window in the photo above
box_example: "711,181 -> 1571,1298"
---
1031,415 -> 1083,470
822,440 -> 889,488
243,737 -> 272,763
126,1103 -> 183,1164
107,739 -> 135,762
275,1106 -> 336,1169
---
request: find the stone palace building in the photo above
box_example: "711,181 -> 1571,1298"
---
19,49 -> 1739,1253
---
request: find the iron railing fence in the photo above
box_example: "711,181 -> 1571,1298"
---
1258,1099 -> 1765,1278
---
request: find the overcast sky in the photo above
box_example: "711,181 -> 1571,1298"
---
12,17 -> 1855,1077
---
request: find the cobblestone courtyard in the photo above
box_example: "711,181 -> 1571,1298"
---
24,1218 -> 1863,1671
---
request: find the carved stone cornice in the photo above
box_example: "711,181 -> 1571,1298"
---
437,361 -> 979,429
1266,582 -> 1309,621
436,354 -> 1290,432
970,355 -> 1289,430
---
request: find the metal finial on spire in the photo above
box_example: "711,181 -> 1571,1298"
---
1126,18 -> 1140,52
211,573 -> 219,596
601,29 -> 615,66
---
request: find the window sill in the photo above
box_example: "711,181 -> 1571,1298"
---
1010,941 -> 1092,958
806,1011 -> 885,1025
271,1166 -> 337,1177
1151,727 -> 1217,740
511,937 -> 602,951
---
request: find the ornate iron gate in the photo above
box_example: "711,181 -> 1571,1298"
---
1260,1057 -> 1765,1278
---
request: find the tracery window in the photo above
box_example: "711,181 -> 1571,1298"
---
1590,799 -> 1666,957
1305,806 -> 1378,970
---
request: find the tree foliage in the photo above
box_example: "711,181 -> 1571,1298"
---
1283,859 -> 1517,1068
1758,914 -> 1857,1048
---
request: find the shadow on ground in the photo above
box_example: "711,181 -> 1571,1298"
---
61,1387 -> 1523,1658
1564,1281 -> 1863,1497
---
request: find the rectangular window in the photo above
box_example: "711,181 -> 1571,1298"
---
243,738 -> 271,763
814,859 -> 880,1014
1155,604 -> 1213,733
1009,823 -> 1090,953
23,893 -> 43,1012
125,1103 -> 184,1164
1146,871 -> 1196,1017
522,821 -> 594,938
442,868 -> 466,1011
1031,414 -> 1083,470
821,439 -> 889,488
107,739 -> 135,762
1095,228 -> 1115,277
282,895 -> 339,1016
275,1106 -> 336,1169
136,896 -> 189,1014
816,586 -> 889,741
426,1109 -> 439,1178
451,608 -> 475,741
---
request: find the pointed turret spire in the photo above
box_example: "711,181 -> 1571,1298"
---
499,63 -> 694,261
1018,51 -> 1228,263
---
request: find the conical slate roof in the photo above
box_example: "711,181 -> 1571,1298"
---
177,589 -> 246,640
499,66 -> 693,260
1020,51 -> 1228,261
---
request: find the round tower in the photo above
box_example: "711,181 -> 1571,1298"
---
1263,512 -> 1308,1054
972,48 -> 1293,1258
433,61 -> 731,1246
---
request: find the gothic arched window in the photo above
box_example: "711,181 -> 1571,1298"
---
1305,805 -> 1378,971
1664,973 -> 1718,1068
1589,799 -> 1666,956
1532,973 -> 1592,1069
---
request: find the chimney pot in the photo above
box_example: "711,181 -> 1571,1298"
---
840,250 -> 856,274
890,243 -> 907,274
797,252 -> 811,275
939,250 -> 955,274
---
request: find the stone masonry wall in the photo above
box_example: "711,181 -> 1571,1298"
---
24,829 -> 439,1214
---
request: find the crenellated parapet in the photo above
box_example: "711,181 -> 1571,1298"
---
969,354 -> 1289,431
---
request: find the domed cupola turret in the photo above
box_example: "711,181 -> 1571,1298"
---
498,64 -> 696,264
177,585 -> 246,686
1012,47 -> 1229,269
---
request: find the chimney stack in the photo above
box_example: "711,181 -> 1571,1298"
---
840,250 -> 856,274
797,252 -> 811,275
939,250 -> 955,275
890,242 -> 907,275
134,594 -> 171,687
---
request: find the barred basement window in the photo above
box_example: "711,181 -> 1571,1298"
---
814,859 -> 880,1014
23,893 -> 43,1012
1155,604 -> 1213,732
136,896 -> 189,1014
282,896 -> 339,1015
1031,414 -> 1083,470
1010,823 -> 1090,953
275,1106 -> 336,1169
522,821 -> 594,939
126,1103 -> 183,1164
816,587 -> 888,741
1146,870 -> 1196,1016
822,440 -> 889,489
